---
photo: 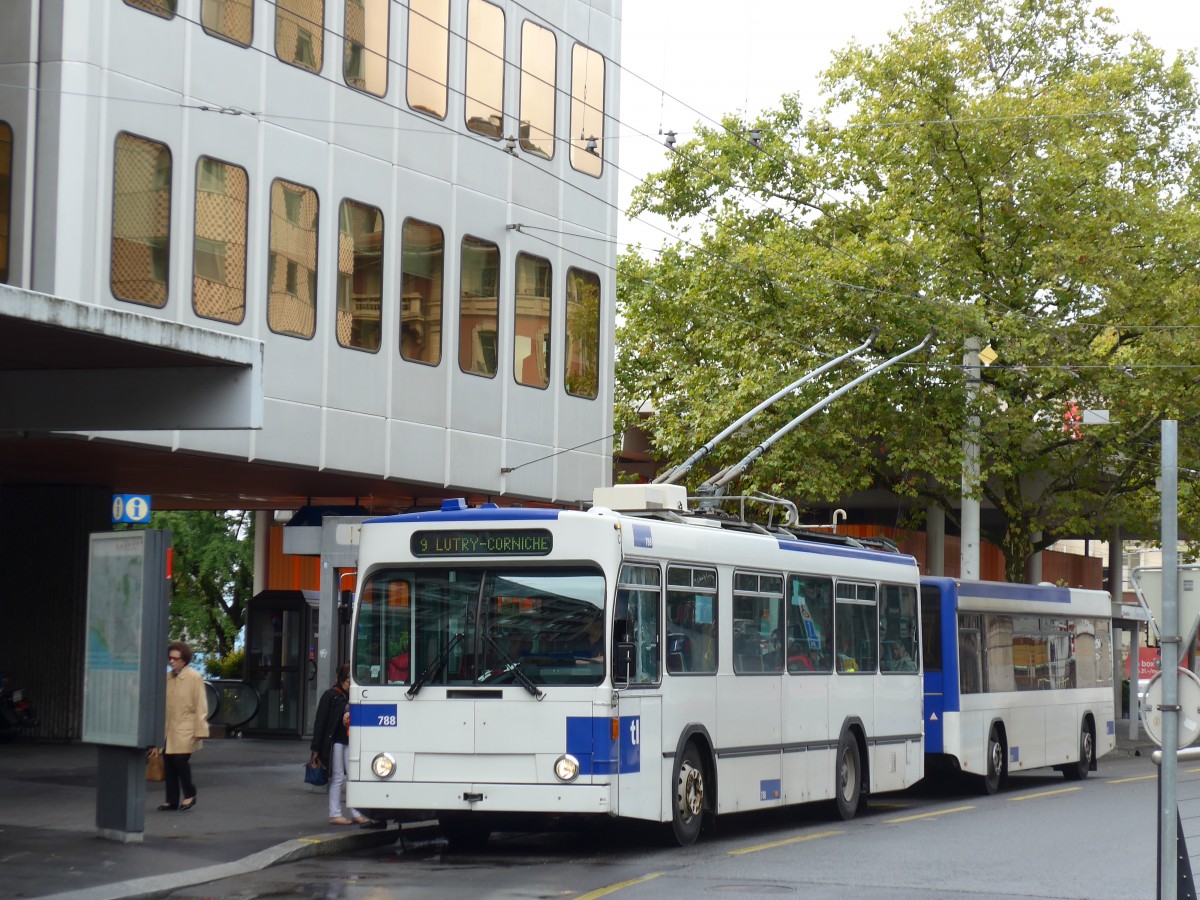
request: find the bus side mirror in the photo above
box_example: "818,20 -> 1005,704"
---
613,641 -> 636,685
338,590 -> 354,625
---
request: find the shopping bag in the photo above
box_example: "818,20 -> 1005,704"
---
145,747 -> 166,782
305,756 -> 329,787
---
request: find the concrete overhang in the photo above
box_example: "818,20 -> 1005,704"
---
0,284 -> 263,431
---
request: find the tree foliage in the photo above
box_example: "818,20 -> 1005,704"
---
619,0 -> 1200,579
151,510 -> 254,658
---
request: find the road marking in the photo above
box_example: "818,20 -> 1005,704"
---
1109,773 -> 1157,784
1009,787 -> 1082,802
576,872 -> 663,899
728,830 -> 843,856
885,805 -> 974,823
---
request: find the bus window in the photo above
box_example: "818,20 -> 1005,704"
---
666,566 -> 717,674
615,563 -> 660,685
880,583 -> 919,672
958,613 -> 983,693
985,614 -> 1016,691
733,571 -> 783,674
920,584 -> 942,672
354,572 -> 415,685
787,575 -> 832,673
835,581 -> 877,673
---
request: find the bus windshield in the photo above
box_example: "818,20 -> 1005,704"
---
353,566 -> 607,688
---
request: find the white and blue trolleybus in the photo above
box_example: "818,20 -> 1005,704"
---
920,577 -> 1116,793
346,484 -> 925,846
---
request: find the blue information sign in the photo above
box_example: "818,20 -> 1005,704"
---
112,494 -> 152,524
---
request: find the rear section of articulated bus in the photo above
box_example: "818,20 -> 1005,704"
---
920,577 -> 959,762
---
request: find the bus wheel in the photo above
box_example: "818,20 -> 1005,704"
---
440,814 -> 491,851
1064,721 -> 1093,781
834,733 -> 861,820
671,743 -> 706,846
980,726 -> 1005,795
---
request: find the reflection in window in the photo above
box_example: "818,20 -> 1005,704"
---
565,268 -> 600,398
615,564 -> 661,685
112,133 -> 171,308
336,199 -> 383,352
465,0 -> 504,138
879,584 -> 919,673
514,253 -> 550,388
344,0 -> 388,95
787,575 -> 833,673
276,0 -> 324,72
400,219 -> 443,365
408,0 -> 448,118
267,178 -> 319,338
666,566 -> 718,675
0,121 -> 11,284
125,0 -> 176,18
201,0 -> 252,45
193,157 -> 248,323
459,235 -> 499,377
519,20 -> 556,158
570,43 -> 604,176
835,581 -> 877,673
733,572 -> 783,674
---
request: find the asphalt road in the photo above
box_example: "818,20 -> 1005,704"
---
161,752 -> 1161,900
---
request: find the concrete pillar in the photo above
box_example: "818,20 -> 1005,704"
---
926,503 -> 945,576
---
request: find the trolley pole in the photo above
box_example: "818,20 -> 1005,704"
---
1159,420 -> 1180,900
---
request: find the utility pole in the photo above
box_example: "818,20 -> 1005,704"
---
961,338 -> 981,580
1159,420 -> 1179,900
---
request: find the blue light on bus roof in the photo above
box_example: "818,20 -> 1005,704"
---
442,498 -> 468,511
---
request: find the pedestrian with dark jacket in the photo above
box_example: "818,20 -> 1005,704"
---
310,663 -> 373,825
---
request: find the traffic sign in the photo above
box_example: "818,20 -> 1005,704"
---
112,494 -> 152,524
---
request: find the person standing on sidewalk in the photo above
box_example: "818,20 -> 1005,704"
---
311,663 -> 374,826
160,641 -> 209,812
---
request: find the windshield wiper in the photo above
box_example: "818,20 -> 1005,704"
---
478,634 -> 544,700
406,631 -> 465,699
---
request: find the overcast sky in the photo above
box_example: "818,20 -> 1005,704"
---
615,1 -> 1199,250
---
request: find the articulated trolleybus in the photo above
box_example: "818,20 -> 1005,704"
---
347,483 -> 924,846
921,577 -> 1116,794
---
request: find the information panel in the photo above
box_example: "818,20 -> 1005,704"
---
410,529 -> 553,558
83,531 -> 171,747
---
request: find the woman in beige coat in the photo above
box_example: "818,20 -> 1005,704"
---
160,641 -> 210,811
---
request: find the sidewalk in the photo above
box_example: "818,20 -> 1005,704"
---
0,736 -> 432,900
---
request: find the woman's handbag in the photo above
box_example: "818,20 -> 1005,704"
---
305,753 -> 329,787
145,747 -> 166,782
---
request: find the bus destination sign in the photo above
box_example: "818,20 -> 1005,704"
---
411,529 -> 553,558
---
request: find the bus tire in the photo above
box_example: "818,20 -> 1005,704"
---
980,725 -> 1005,795
670,742 -> 707,846
1064,719 -> 1094,781
440,814 -> 491,851
834,732 -> 862,820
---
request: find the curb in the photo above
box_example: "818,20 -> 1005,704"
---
34,822 -> 440,900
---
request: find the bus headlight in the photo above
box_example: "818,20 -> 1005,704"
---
371,752 -> 396,779
553,754 -> 580,782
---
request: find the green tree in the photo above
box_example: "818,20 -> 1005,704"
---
620,0 -> 1200,580
151,510 -> 253,658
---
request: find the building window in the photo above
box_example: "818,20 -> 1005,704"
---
276,0 -> 324,73
124,0 -> 176,18
111,132 -> 172,308
201,0 -> 252,46
193,156 -> 248,324
400,218 -> 443,365
459,235 -> 499,377
564,267 -> 600,399
336,199 -> 384,352
514,253 -> 550,388
570,43 -> 604,177
267,178 -> 319,338
465,0 -> 504,139
343,0 -> 388,96
408,0 -> 448,118
519,20 -> 556,159
0,121 -> 11,285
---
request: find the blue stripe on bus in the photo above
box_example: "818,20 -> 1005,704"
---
954,580 -> 1073,604
566,716 -> 641,775
367,508 -> 562,524
350,704 -> 397,726
775,537 -> 920,566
